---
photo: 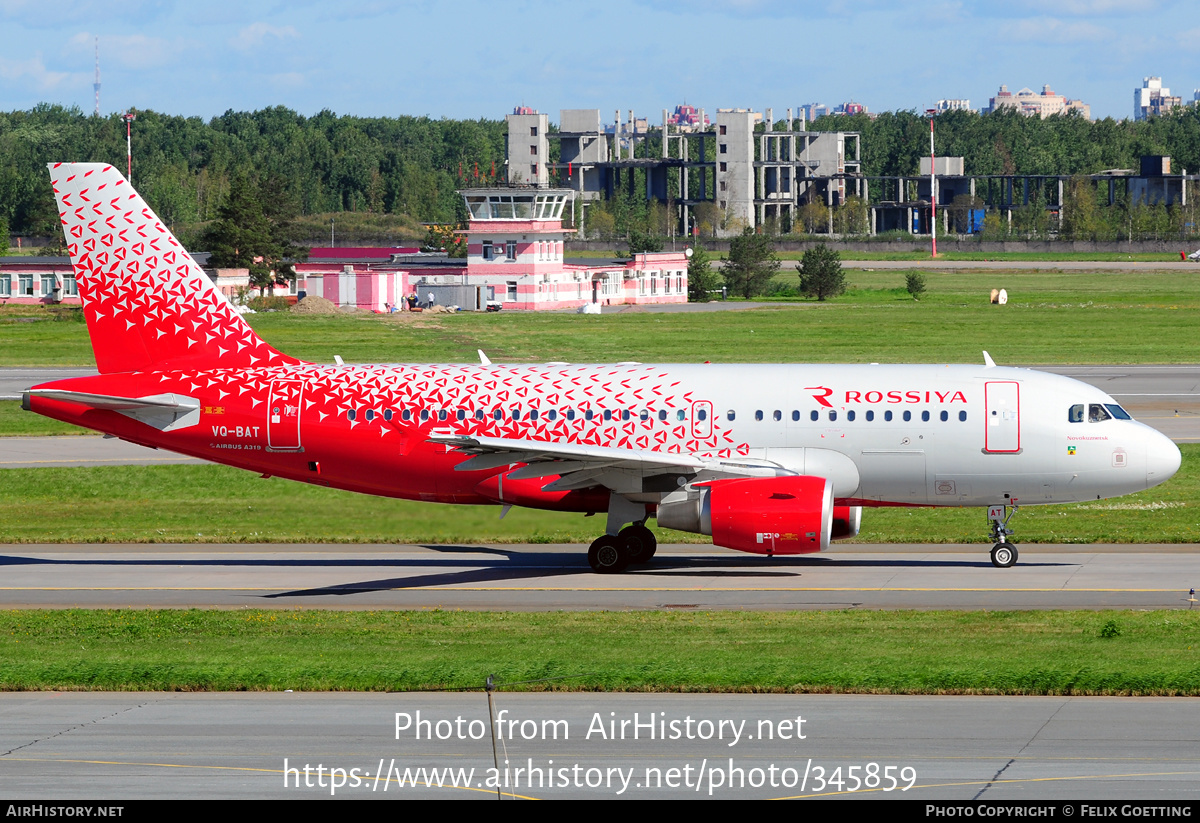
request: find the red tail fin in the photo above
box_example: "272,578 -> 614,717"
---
48,162 -> 300,374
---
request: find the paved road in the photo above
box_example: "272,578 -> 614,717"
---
3,692 -> 1199,799
3,544 -> 1198,610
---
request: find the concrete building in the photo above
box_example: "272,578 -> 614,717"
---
984,84 -> 1090,119
1134,77 -> 1182,120
506,108 -> 549,187
936,99 -> 972,113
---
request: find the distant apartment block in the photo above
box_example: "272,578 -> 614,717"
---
1134,77 -> 1182,120
666,104 -> 709,131
799,103 -> 829,122
936,99 -> 972,113
984,84 -> 1090,119
833,101 -> 867,116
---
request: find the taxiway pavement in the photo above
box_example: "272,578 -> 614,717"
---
3,543 -> 1198,610
3,692 -> 1199,800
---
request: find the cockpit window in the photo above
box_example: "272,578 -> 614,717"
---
1104,404 -> 1132,420
1089,403 -> 1112,423
1068,404 -> 1084,423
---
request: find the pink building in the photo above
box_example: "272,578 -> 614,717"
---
0,258 -> 80,305
458,188 -> 688,310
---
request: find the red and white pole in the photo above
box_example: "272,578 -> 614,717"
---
121,111 -> 136,184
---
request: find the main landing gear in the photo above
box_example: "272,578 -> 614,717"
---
987,502 -> 1019,568
587,523 -> 658,574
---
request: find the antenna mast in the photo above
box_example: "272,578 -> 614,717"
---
93,37 -> 101,117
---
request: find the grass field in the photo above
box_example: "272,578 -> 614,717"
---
3,266 -> 1200,371
2,609 -> 1199,694
1,445 -> 1194,545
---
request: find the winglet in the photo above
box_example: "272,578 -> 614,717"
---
982,351 -> 996,368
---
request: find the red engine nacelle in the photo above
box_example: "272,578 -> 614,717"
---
705,475 -> 834,556
830,505 -> 862,541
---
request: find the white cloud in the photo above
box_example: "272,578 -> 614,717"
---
0,53 -> 77,90
68,32 -> 175,69
230,22 -> 300,51
1014,0 -> 1159,14
999,17 -> 1112,44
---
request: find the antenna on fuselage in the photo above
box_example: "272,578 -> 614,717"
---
982,351 -> 996,368
478,350 -> 492,366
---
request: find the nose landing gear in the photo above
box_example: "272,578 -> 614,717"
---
987,502 -> 1019,568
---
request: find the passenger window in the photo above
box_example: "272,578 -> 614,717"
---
529,409 -> 539,421
347,409 -> 357,421
475,410 -> 484,420
586,410 -> 594,421
621,410 -> 631,421
512,409 -> 521,421
566,409 -> 575,420
603,410 -> 612,421
402,409 -> 412,421
456,410 -> 466,421
885,410 -> 893,421
866,410 -> 875,421
677,410 -> 686,421
546,409 -> 556,421
494,409 -> 503,420
727,410 -> 736,421
755,410 -> 764,421
829,410 -> 837,421
438,410 -> 448,421
1089,404 -> 1111,423
365,409 -> 375,421
384,410 -> 393,421
791,410 -> 800,421
640,410 -> 650,421
1068,404 -> 1084,423
659,410 -> 668,421
940,410 -> 948,422
959,411 -> 967,422
810,410 -> 819,421
773,410 -> 782,421
903,410 -> 911,422
697,409 -> 707,421
921,410 -> 930,422
847,410 -> 855,421
420,409 -> 429,421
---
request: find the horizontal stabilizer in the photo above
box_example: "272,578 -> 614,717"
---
24,389 -> 200,432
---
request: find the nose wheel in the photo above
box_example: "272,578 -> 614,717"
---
986,502 -> 1019,568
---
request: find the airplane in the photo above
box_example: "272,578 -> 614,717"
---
23,163 -> 1182,572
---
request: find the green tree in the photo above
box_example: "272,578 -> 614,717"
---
905,271 -> 926,300
722,228 -> 780,298
798,244 -> 846,301
0,215 -> 8,256
687,243 -> 721,302
627,228 -> 663,255
201,176 -> 305,292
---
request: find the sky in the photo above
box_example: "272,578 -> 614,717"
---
0,0 -> 1195,123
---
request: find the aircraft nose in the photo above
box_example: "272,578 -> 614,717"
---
1145,429 -> 1181,489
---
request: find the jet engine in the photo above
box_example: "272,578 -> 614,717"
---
657,475 -> 834,555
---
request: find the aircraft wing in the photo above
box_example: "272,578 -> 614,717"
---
428,433 -> 792,492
